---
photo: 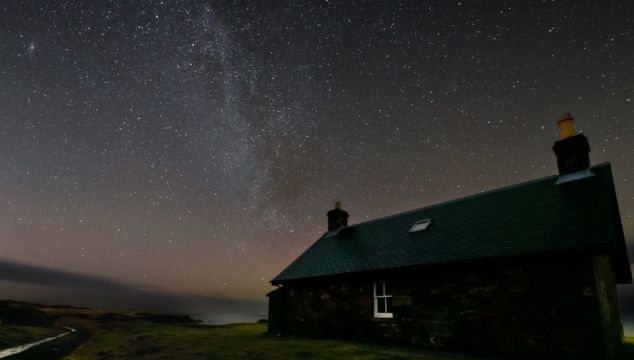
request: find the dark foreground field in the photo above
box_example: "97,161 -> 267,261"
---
1,300 -> 633,359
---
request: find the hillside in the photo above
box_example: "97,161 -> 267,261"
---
0,300 -> 485,359
1,300 -> 633,359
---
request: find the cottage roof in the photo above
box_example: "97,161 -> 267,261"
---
272,163 -> 630,284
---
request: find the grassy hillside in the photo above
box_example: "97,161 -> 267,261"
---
66,322 -> 486,360
1,300 -> 485,359
2,300 -> 634,359
623,337 -> 634,359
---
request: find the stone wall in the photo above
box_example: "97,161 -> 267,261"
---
278,253 -> 615,358
594,254 -> 625,359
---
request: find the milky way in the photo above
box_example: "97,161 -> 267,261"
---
0,1 -> 632,304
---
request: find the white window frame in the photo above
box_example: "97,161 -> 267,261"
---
373,281 -> 393,318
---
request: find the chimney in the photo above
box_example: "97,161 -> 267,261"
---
327,201 -> 349,231
552,113 -> 593,184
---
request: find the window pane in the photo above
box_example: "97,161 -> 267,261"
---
377,298 -> 386,313
385,297 -> 393,313
384,281 -> 391,295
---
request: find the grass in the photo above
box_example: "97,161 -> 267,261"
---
67,325 -> 634,360
622,337 -> 634,359
14,300 -> 481,359
66,322 -> 484,360
1,301 -> 484,359
3,301 -> 633,359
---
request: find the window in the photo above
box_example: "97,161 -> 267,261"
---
409,218 -> 431,233
373,281 -> 393,318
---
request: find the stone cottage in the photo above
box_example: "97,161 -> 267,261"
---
268,115 -> 631,359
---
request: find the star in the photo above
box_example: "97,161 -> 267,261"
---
0,0 -> 631,326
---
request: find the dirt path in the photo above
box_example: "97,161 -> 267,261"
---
0,327 -> 75,359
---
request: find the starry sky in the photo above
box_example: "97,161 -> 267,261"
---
1,0 -> 633,313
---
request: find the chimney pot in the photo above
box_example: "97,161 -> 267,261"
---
552,113 -> 593,183
327,201 -> 349,232
557,112 -> 575,139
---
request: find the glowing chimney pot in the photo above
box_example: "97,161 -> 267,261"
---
335,201 -> 341,209
557,113 -> 575,139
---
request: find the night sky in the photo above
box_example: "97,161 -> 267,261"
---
1,0 -> 633,315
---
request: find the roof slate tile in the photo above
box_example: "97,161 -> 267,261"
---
272,163 -> 630,284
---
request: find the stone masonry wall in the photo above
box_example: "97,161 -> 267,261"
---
281,253 -> 610,358
593,254 -> 624,359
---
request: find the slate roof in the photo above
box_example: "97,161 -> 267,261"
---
272,163 -> 630,284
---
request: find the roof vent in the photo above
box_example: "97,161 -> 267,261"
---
409,219 -> 432,233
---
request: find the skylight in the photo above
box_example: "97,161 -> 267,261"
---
409,219 -> 432,233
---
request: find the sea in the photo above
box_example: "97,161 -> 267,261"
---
190,312 -> 267,325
